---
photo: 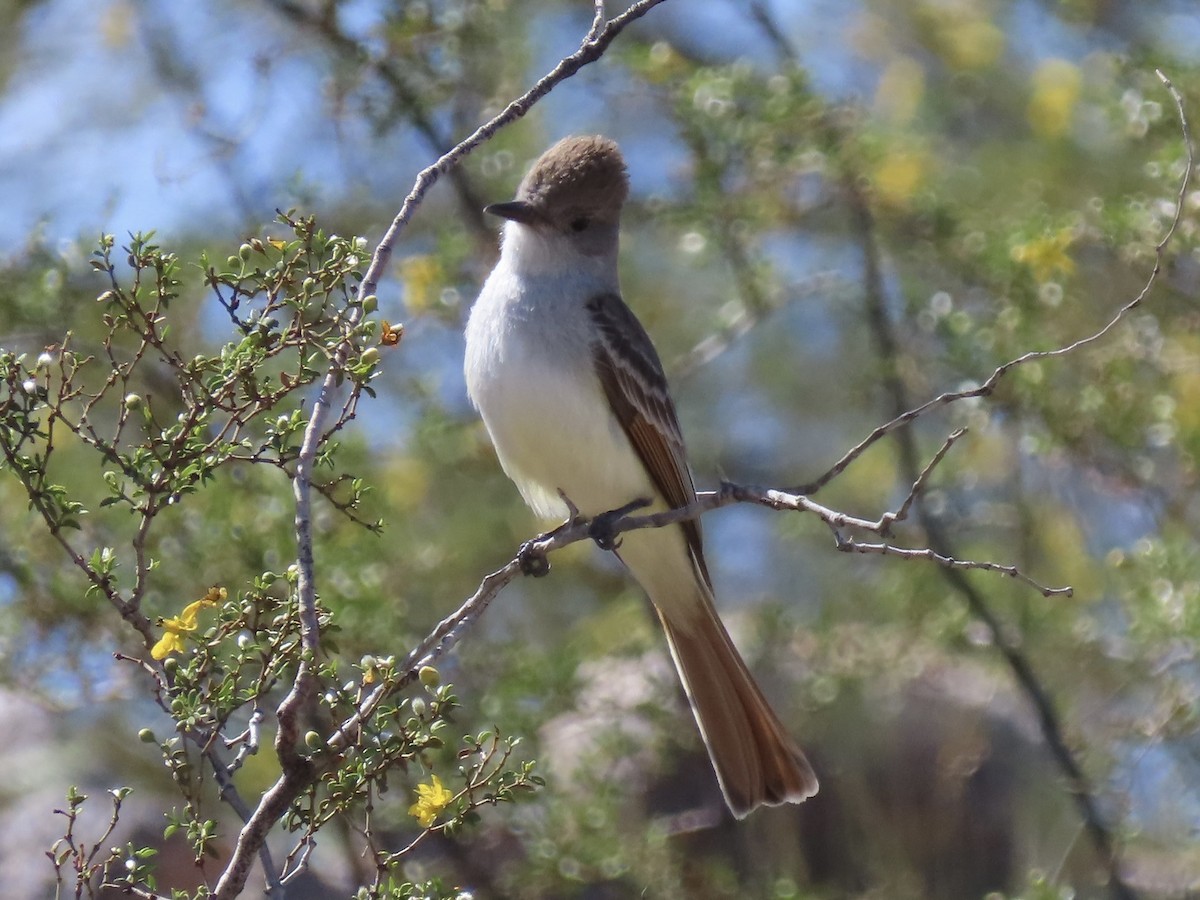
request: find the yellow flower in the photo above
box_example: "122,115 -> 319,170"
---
408,774 -> 454,828
1012,228 -> 1075,281
151,587 -> 226,660
399,255 -> 442,314
151,630 -> 187,660
873,148 -> 927,207
1028,59 -> 1081,138
874,56 -> 925,125
940,19 -> 1004,71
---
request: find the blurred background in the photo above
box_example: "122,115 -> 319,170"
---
1,0 -> 1199,897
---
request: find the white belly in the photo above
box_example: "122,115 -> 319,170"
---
464,261 -> 704,627
466,321 -> 656,521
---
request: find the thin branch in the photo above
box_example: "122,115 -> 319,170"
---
226,705 -> 265,775
831,534 -> 1070,595
890,426 -> 965,526
536,479 -> 1072,597
355,466 -> 1067,727
279,835 -> 316,886
586,0 -> 608,44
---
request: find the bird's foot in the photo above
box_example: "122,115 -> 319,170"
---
518,539 -> 551,577
519,494 -> 585,577
589,497 -> 651,551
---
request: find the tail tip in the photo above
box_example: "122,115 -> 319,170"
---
727,771 -> 820,820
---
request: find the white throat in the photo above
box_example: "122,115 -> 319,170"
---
499,221 -> 618,288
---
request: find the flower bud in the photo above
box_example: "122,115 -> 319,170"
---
418,666 -> 440,688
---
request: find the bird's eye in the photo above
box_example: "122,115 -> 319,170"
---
569,216 -> 590,232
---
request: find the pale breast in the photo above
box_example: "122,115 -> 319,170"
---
465,279 -> 656,521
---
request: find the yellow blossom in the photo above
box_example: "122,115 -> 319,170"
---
874,56 -> 925,125
940,19 -> 1004,70
873,148 -> 927,207
151,630 -> 187,660
1011,228 -> 1075,281
408,775 -> 454,828
399,255 -> 442,314
1028,59 -> 1081,138
151,587 -> 226,660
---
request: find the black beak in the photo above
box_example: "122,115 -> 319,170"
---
483,199 -> 544,226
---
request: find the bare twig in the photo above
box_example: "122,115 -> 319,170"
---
226,704 -> 265,775
279,835 -> 316,885
890,427 -> 966,526
832,534 -> 1072,594
359,460 -> 1067,720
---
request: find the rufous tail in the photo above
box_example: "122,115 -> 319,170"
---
658,604 -> 818,818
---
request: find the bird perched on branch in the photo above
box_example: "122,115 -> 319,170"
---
465,134 -> 817,817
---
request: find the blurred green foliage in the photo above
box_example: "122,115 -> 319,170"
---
1,0 -> 1199,897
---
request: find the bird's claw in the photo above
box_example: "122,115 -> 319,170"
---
518,503 -> 582,577
589,497 -> 651,552
518,539 -> 550,577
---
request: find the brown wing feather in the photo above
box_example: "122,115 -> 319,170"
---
586,292 -> 710,585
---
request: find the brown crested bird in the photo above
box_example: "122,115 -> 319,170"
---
464,135 -> 817,816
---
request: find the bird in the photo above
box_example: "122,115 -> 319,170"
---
463,134 -> 817,817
